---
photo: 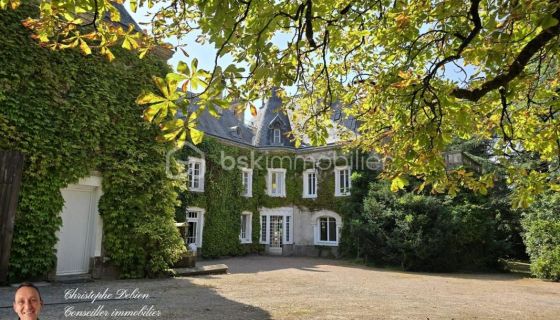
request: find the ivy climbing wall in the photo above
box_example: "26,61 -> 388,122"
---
0,5 -> 185,281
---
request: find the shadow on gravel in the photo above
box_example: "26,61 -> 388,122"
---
198,255 -> 333,274
0,277 -> 272,320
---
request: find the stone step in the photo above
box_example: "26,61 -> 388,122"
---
55,273 -> 93,284
173,264 -> 228,277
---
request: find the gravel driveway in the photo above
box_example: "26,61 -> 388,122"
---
1,256 -> 558,319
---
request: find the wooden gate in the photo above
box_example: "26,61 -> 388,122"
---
0,150 -> 24,284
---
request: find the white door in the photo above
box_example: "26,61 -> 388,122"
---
260,207 -> 294,255
268,216 -> 283,255
56,186 -> 95,275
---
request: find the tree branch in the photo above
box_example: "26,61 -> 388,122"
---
424,0 -> 482,83
305,0 -> 317,48
452,7 -> 560,101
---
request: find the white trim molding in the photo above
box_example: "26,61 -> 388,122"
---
240,211 -> 252,244
184,207 -> 205,247
334,165 -> 351,196
273,128 -> 281,144
312,210 -> 342,246
302,169 -> 318,198
259,207 -> 294,245
241,168 -> 253,197
187,157 -> 205,192
266,168 -> 287,197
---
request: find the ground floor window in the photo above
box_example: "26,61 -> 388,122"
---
240,211 -> 252,243
319,217 -> 337,242
185,207 -> 205,247
313,212 -> 341,246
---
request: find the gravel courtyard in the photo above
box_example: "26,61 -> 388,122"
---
1,256 -> 558,319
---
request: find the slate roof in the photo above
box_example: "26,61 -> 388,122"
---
111,3 -> 143,32
253,88 -> 295,148
195,107 -> 254,146
99,3 -> 142,33
181,89 -> 358,149
177,94 -> 254,146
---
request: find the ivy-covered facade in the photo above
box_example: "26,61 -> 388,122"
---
177,90 -> 368,258
1,3 -> 363,282
1,4 -> 184,281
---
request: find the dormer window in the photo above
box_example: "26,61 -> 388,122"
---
445,152 -> 462,165
273,128 -> 281,144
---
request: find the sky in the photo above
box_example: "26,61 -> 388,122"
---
128,4 -> 260,122
129,5 -> 232,76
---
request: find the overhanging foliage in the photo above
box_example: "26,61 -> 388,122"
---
5,0 -> 560,206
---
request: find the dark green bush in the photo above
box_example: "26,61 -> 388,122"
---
346,182 -> 517,272
522,192 -> 560,281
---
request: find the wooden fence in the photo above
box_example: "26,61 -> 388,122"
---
0,150 -> 24,284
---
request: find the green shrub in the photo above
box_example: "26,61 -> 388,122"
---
522,193 -> 560,281
347,181 -> 516,272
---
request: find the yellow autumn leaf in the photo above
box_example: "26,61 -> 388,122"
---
395,13 -> 410,29
249,102 -> 257,117
136,92 -> 166,105
398,70 -> 411,79
79,39 -> 91,55
101,47 -> 115,62
10,0 -> 20,10
189,127 -> 204,144
390,176 -> 408,192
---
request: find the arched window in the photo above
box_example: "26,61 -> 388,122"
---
312,211 -> 342,246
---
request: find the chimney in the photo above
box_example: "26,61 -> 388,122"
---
232,100 -> 245,124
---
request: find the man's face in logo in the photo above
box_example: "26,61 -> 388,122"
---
13,286 -> 43,320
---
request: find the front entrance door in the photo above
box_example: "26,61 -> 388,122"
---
56,186 -> 96,275
260,207 -> 293,255
269,215 -> 283,255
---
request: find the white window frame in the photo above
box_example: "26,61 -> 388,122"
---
302,169 -> 318,198
187,157 -> 205,192
312,211 -> 342,246
240,211 -> 252,244
181,207 -> 205,248
273,128 -> 281,144
446,152 -> 462,164
260,215 -> 268,244
259,208 -> 294,245
241,168 -> 253,197
266,168 -> 286,197
334,165 -> 351,196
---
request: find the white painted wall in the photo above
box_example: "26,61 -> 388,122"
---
293,206 -> 314,245
289,206 -> 343,247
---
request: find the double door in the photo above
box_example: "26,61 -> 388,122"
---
261,208 -> 293,255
